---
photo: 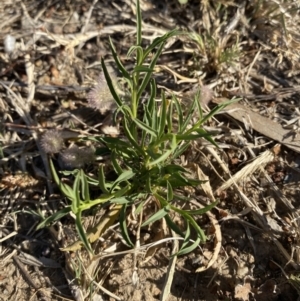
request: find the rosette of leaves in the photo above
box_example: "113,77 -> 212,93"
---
37,0 -> 236,256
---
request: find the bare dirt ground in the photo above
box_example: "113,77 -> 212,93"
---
1,0 -> 300,300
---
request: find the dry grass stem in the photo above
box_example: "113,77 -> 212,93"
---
217,145 -> 278,192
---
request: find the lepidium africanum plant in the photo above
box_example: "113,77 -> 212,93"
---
38,0 -> 235,257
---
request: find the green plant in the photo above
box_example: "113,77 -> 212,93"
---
188,28 -> 241,73
37,0 -> 236,257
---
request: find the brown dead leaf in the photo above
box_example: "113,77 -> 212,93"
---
213,98 -> 300,153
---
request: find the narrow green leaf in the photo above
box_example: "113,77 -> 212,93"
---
110,197 -> 131,205
164,172 -> 192,187
82,186 -> 129,210
163,164 -> 187,174
176,236 -> 201,256
137,45 -> 163,100
173,95 -> 183,133
182,126 -> 218,148
101,138 -> 139,159
200,133 -> 218,148
98,165 -> 109,194
80,170 -> 90,202
151,99 -> 158,134
123,118 -> 146,157
164,214 -> 185,237
71,171 -> 81,214
59,169 -> 79,177
172,173 -> 202,187
144,104 -> 152,126
188,217 -> 206,242
59,180 -> 76,202
141,111 -> 148,148
181,97 -> 197,132
153,133 -> 174,145
94,146 -> 110,157
134,199 -> 146,215
120,204 -> 134,247
176,131 -> 214,142
133,118 -> 157,137
153,192 -> 168,207
147,149 -> 172,167
101,58 -> 123,107
75,211 -> 93,254
123,77 -> 133,95
146,175 -> 152,193
127,45 -> 143,62
36,206 -> 71,229
112,169 -> 135,190
143,29 -> 183,59
101,136 -> 132,148
166,96 -> 173,133
116,148 -> 137,162
170,133 -> 177,150
141,206 -> 170,227
129,120 -> 138,144
166,181 -> 173,202
80,193 -> 116,210
185,201 -> 218,215
172,142 -> 190,159
116,169 -> 135,182
158,91 -> 167,138
197,97 -> 240,126
23,209 -> 42,218
172,222 -> 201,256
119,104 -> 134,119
50,159 -> 74,201
172,208 -> 206,242
181,221 -> 191,250
108,37 -> 130,79
148,79 -> 156,113
113,184 -> 131,198
133,65 -> 153,73
111,152 -> 123,175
